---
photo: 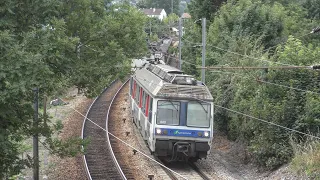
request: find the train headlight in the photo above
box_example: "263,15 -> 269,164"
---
204,131 -> 209,137
156,128 -> 162,134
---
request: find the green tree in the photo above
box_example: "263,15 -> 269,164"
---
181,0 -> 320,170
136,0 -> 153,8
164,13 -> 180,26
188,0 -> 226,22
303,0 -> 320,20
0,0 -> 148,177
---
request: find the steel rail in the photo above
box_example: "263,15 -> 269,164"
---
154,156 -> 179,180
82,79 -> 124,180
188,162 -> 212,180
81,95 -> 97,180
105,79 -> 131,180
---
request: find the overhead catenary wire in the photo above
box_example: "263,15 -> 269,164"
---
256,79 -> 320,95
198,65 -> 316,70
208,69 -> 320,95
134,76 -> 320,140
257,31 -> 315,55
178,28 -> 320,70
58,96 -> 188,180
144,54 -> 320,94
214,103 -> 320,140
162,51 -> 320,71
190,95 -> 320,140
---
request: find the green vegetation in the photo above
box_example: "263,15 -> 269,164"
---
291,137 -> 320,179
1,0 -> 319,178
0,0 -> 147,178
184,0 -> 320,174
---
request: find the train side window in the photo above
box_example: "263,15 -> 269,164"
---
142,91 -> 146,111
139,87 -> 143,107
133,81 -> 136,98
145,95 -> 149,117
148,98 -> 153,123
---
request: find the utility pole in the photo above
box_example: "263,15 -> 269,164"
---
171,0 -> 173,14
178,17 -> 182,70
33,88 -> 39,180
201,18 -> 206,83
149,19 -> 151,37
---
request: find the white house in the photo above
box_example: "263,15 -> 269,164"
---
141,8 -> 167,21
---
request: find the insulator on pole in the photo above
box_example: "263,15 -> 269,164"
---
312,65 -> 320,70
311,27 -> 320,34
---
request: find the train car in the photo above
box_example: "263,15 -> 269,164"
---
129,60 -> 214,161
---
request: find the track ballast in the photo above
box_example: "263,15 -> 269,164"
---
82,80 -> 126,180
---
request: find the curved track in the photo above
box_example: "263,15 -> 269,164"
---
82,80 -> 126,180
81,79 -> 214,180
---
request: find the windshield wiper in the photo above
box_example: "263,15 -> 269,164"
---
169,100 -> 179,111
197,101 -> 208,114
158,101 -> 179,111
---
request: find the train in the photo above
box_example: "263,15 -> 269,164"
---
129,59 -> 214,162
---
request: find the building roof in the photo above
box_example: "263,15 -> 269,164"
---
142,8 -> 164,16
181,13 -> 191,19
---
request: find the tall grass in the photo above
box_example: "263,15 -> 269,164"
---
290,135 -> 320,179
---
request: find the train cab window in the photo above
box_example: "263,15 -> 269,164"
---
148,97 -> 153,122
187,101 -> 210,127
157,100 -> 180,126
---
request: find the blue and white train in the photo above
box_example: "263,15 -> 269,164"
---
129,60 -> 214,161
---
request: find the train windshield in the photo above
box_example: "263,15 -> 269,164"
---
187,101 -> 210,127
157,100 -> 180,125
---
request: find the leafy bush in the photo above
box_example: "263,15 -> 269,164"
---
290,136 -> 320,179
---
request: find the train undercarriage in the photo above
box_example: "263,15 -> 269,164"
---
154,140 -> 210,162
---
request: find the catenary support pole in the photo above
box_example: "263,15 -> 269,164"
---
201,18 -> 206,83
179,17 -> 182,70
171,0 -> 173,14
33,88 -> 39,180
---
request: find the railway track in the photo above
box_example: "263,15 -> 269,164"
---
81,79 -> 214,180
82,80 -> 127,180
157,158 -> 212,180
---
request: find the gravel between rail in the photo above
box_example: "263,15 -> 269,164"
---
108,82 -> 166,179
83,80 -> 125,179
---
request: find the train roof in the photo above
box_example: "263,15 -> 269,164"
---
133,63 -> 213,101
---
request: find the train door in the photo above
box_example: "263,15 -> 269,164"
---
147,97 -> 154,150
133,83 -> 140,125
129,78 -> 135,111
140,90 -> 146,139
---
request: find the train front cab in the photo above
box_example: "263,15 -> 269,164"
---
129,77 -> 214,161
152,99 -> 213,161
